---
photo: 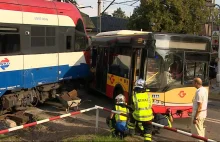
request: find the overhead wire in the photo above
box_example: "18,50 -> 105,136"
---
102,0 -> 140,7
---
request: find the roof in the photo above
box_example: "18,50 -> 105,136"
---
96,30 -> 151,37
91,16 -> 128,32
80,12 -> 95,29
92,30 -> 211,51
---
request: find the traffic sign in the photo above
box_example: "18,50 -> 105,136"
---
212,31 -> 219,46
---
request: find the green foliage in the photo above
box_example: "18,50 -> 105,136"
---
63,134 -> 124,142
212,8 -> 220,26
128,0 -> 209,34
112,8 -> 128,19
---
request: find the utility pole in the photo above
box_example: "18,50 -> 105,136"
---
211,0 -> 215,44
97,0 -> 101,33
211,2 -> 220,87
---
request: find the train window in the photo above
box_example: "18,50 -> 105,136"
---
75,30 -> 87,51
31,27 -> 45,36
46,27 -> 55,47
0,34 -> 20,54
31,37 -> 45,47
66,36 -> 71,50
31,26 -> 56,47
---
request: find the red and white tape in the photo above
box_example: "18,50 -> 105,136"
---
0,106 -> 97,134
0,105 -> 217,142
95,105 -> 217,142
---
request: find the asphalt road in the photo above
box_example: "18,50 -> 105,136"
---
76,90 -> 220,142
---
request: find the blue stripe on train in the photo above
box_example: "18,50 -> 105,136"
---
0,63 -> 89,97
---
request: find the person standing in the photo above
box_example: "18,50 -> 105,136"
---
192,78 -> 208,141
127,79 -> 154,142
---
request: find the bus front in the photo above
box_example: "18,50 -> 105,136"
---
140,34 -> 211,118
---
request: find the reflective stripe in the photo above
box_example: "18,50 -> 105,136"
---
115,105 -> 128,122
144,134 -> 152,141
137,107 -> 149,110
144,134 -> 152,137
133,113 -> 153,119
165,115 -> 172,127
127,122 -> 135,129
138,122 -> 144,131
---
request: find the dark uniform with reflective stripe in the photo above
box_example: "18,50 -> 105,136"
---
127,87 -> 154,142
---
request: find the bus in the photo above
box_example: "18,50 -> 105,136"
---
89,30 -> 211,118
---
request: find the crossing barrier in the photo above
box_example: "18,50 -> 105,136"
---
0,106 -> 97,134
0,105 -> 217,142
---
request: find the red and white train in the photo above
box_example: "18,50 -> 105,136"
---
0,0 -> 90,113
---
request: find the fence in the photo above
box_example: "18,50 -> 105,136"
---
0,105 -> 217,142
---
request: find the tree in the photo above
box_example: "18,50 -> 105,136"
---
212,8 -> 220,26
102,12 -> 110,16
127,0 -> 209,34
112,8 -> 128,19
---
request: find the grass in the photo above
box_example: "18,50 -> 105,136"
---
0,134 -> 22,141
63,134 -> 124,142
62,134 -> 144,142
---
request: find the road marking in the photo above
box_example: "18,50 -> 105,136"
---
206,117 -> 220,122
206,117 -> 220,124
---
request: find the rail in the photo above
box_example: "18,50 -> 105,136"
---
0,105 -> 217,142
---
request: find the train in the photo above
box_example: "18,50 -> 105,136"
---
0,0 -> 90,114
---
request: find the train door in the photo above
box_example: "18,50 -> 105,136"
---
57,27 -> 75,80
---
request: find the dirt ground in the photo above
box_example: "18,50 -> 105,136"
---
0,90 -> 145,142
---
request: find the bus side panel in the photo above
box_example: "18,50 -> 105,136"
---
106,73 -> 129,101
164,87 -> 197,118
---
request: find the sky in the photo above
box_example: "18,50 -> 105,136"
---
77,0 -> 140,17
78,0 -> 220,17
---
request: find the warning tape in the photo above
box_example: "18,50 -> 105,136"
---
95,105 -> 217,142
0,105 -> 217,142
0,106 -> 97,134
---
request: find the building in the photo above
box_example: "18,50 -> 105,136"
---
80,12 -> 96,32
89,15 -> 129,36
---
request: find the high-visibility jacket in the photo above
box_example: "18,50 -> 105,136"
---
132,92 -> 154,121
115,104 -> 129,122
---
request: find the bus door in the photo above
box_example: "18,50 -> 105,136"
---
95,46 -> 108,92
128,48 -> 142,104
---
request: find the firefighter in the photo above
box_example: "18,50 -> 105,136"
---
127,79 -> 154,142
107,94 -> 129,139
152,108 -> 173,135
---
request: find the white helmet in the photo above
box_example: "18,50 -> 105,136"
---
134,78 -> 146,88
115,94 -> 125,104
